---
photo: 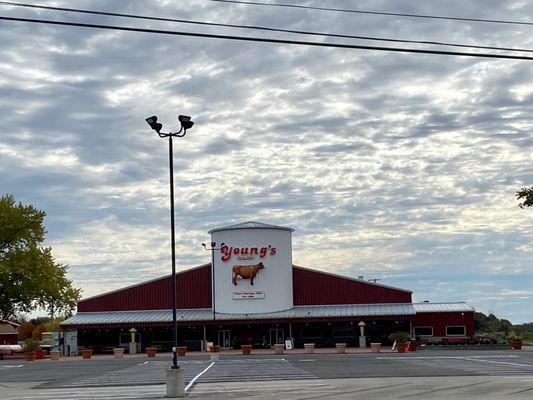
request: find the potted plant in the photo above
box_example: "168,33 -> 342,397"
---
389,332 -> 411,353
177,346 -> 187,357
209,345 -> 220,352
241,344 -> 252,355
81,348 -> 93,359
509,337 -> 523,350
508,327 -> 523,350
113,347 -> 124,358
146,347 -> 157,357
24,338 -> 40,361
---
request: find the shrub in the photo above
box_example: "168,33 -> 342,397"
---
23,338 -> 40,352
388,331 -> 411,344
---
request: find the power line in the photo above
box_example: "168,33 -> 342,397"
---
1,15 -> 533,61
0,1 -> 532,54
209,0 -> 533,27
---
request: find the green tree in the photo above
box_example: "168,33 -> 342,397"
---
0,194 -> 80,319
517,186 -> 533,208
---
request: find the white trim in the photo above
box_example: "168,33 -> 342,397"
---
445,325 -> 466,336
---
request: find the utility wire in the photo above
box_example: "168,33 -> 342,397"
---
0,1 -> 532,54
1,15 -> 533,61
209,0 -> 533,27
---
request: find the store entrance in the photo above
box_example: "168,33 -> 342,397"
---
269,328 -> 284,346
218,329 -> 231,349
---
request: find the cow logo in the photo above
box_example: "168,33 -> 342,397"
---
232,262 -> 264,286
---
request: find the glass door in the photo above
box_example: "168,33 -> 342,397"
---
218,330 -> 231,349
269,328 -> 284,346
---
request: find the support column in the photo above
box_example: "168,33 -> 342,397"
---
166,368 -> 185,398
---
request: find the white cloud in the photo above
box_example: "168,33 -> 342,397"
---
1,0 -> 532,323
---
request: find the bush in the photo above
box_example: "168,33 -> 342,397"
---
23,338 -> 40,352
388,331 -> 411,344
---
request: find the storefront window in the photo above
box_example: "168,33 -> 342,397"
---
445,326 -> 466,336
414,326 -> 433,336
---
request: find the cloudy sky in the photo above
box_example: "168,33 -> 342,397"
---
1,0 -> 532,323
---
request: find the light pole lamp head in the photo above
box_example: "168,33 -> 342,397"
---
178,115 -> 194,131
146,115 -> 163,133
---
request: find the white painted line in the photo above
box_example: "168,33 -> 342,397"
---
376,355 -> 518,360
185,361 -> 215,392
460,358 -> 533,368
2,364 -> 23,368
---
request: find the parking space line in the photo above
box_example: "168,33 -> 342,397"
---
185,361 -> 215,392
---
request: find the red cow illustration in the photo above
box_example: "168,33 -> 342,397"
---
232,262 -> 265,286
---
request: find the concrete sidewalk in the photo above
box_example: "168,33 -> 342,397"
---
46,346 -> 394,361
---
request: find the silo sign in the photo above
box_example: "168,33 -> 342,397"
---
209,222 -> 294,314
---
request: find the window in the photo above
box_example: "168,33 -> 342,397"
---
446,326 -> 466,336
414,326 -> 433,336
332,326 -> 354,338
301,326 -> 323,338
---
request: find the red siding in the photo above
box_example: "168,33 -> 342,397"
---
78,265 -> 212,312
0,333 -> 18,345
414,311 -> 475,336
292,266 -> 412,305
77,264 -> 412,312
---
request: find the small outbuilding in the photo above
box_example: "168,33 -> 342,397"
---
0,320 -> 20,345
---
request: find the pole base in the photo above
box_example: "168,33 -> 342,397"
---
165,368 -> 185,398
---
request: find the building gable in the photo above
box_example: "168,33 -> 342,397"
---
292,266 -> 412,305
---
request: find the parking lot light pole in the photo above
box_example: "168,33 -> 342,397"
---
146,114 -> 194,397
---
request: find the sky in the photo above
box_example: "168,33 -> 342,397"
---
0,0 -> 531,323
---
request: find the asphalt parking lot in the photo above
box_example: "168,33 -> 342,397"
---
1,348 -> 532,399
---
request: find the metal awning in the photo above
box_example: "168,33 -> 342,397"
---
61,302 -> 473,328
412,302 -> 475,313
61,303 -> 417,327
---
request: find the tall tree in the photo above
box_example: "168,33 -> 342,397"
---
516,186 -> 533,209
0,194 -> 80,319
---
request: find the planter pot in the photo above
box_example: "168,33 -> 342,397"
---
177,346 -> 187,357
274,344 -> 284,355
50,350 -> 61,361
397,343 -> 408,353
335,343 -> 347,354
304,343 -> 315,354
35,350 -> 45,360
81,349 -> 93,360
146,347 -> 157,357
209,345 -> 220,353
25,352 -> 35,362
113,348 -> 124,358
371,343 -> 381,353
511,342 -> 522,350
241,345 -> 252,355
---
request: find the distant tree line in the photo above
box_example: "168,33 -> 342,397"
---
474,312 -> 513,334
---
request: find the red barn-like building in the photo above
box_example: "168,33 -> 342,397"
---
62,222 -> 474,354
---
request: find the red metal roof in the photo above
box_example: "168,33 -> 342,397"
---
292,266 -> 412,305
77,264 -> 412,312
77,264 -> 212,312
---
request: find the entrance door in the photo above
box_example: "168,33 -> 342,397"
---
269,328 -> 284,346
218,330 -> 231,349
